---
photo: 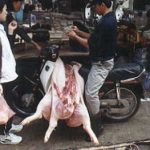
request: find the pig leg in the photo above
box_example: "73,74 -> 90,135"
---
21,93 -> 51,125
44,115 -> 58,143
21,112 -> 42,125
67,104 -> 99,144
81,109 -> 99,145
81,102 -> 99,144
83,123 -> 99,145
79,104 -> 99,144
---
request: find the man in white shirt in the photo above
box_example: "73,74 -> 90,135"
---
0,0 -> 23,145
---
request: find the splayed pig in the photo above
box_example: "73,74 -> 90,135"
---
21,58 -> 99,144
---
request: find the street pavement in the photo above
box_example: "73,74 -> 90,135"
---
0,101 -> 150,150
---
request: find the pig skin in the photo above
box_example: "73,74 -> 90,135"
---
21,58 -> 99,145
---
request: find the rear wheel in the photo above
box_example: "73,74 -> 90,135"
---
102,87 -> 140,121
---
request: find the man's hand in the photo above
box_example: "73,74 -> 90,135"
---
67,29 -> 89,49
8,20 -> 18,35
71,26 -> 90,39
72,26 -> 80,34
67,30 -> 77,40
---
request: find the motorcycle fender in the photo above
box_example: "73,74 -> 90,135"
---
40,60 -> 55,93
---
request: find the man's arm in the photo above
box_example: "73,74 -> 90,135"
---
68,31 -> 89,49
7,20 -> 18,46
7,12 -> 41,51
72,26 -> 90,39
77,30 -> 90,39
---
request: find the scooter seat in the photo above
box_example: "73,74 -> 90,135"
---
79,63 -> 144,83
106,63 -> 144,82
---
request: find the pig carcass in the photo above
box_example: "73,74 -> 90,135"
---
21,58 -> 99,144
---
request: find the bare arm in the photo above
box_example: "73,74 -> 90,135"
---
74,34 -> 89,48
72,26 -> 90,39
68,31 -> 89,49
76,30 -> 90,39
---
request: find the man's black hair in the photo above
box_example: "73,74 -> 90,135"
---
13,0 -> 23,2
88,0 -> 112,8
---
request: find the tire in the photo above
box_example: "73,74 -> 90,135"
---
102,87 -> 141,122
6,82 -> 44,118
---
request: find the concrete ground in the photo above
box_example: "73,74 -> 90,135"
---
0,100 -> 150,150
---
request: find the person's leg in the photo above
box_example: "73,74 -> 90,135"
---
0,81 -> 23,144
0,80 -> 14,136
2,80 -> 18,106
85,59 -> 114,136
0,125 -> 6,135
0,116 -> 22,144
0,81 -> 15,135
85,59 -> 114,116
1,81 -> 15,134
1,80 -> 23,133
0,117 -> 13,134
5,117 -> 13,134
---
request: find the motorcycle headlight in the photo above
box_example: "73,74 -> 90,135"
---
45,44 -> 59,62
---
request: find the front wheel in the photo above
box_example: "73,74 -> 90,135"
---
102,87 -> 140,122
6,83 -> 44,118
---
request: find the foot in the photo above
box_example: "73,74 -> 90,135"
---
44,131 -> 50,143
21,117 -> 33,125
9,124 -> 23,133
0,133 -> 22,144
84,116 -> 104,142
84,126 -> 104,142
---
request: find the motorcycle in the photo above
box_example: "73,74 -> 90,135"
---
7,44 -> 144,122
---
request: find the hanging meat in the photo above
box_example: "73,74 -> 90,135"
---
21,58 -> 99,144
